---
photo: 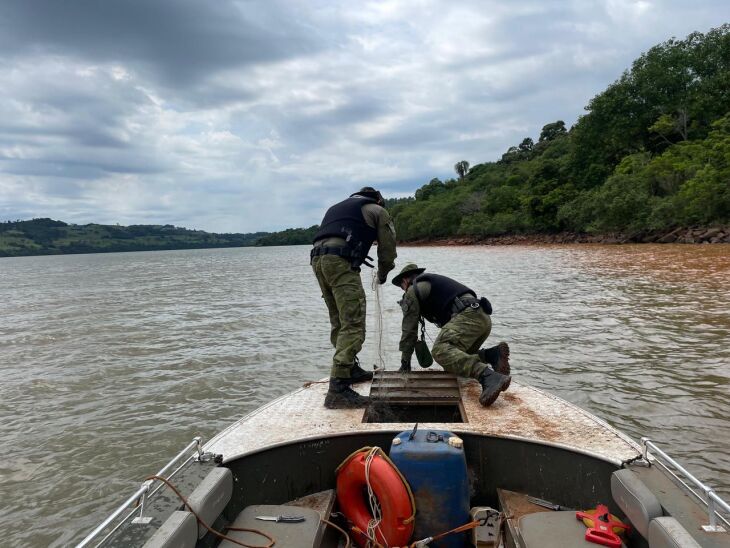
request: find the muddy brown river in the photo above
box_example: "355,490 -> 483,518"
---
1,244 -> 728,546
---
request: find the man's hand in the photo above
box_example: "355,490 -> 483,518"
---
377,270 -> 387,285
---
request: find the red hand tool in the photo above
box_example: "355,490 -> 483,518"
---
575,504 -> 631,548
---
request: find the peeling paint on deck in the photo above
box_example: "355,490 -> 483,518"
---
205,379 -> 640,465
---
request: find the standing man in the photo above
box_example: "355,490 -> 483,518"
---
393,263 -> 511,407
311,187 -> 397,408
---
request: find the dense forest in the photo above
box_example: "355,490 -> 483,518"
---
389,26 -> 730,242
0,218 -> 268,257
254,225 -> 319,246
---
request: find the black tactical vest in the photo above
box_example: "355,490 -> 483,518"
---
312,196 -> 378,264
414,273 -> 476,327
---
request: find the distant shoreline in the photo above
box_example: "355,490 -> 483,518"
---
0,243 -> 256,258
3,223 -> 729,258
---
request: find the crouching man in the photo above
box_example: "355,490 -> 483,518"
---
393,263 -> 511,406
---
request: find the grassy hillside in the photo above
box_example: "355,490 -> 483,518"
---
0,219 -> 268,257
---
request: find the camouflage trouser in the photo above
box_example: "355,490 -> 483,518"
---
312,254 -> 366,379
432,307 -> 491,379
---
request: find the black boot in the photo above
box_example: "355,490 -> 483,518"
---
350,357 -> 374,383
478,369 -> 512,407
478,341 -> 510,375
324,378 -> 370,409
398,360 -> 411,373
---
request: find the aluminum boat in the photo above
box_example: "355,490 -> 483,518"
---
76,370 -> 730,548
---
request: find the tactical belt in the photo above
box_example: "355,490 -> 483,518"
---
451,295 -> 478,315
310,246 -> 356,259
450,295 -> 492,317
310,246 -> 374,268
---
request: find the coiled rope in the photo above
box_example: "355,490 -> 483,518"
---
336,446 -> 416,548
364,447 -> 385,546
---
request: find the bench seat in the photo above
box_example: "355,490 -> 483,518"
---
142,511 -> 197,548
220,504 -> 322,548
518,510 -> 627,548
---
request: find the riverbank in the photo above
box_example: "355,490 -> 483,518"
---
402,225 -> 730,246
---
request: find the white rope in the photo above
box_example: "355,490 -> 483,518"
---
370,270 -> 386,371
364,447 -> 385,547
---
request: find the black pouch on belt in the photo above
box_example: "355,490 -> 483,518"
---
480,296 -> 493,315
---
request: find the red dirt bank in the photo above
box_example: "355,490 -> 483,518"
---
401,226 -> 730,246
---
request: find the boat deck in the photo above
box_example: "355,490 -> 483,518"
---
206,374 -> 641,465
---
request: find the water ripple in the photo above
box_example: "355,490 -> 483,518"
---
1,244 -> 728,546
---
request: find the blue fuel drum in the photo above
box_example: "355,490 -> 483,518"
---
389,429 -> 470,548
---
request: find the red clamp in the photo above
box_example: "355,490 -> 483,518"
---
575,504 -> 631,548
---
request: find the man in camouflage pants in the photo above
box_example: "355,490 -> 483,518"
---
393,263 -> 512,407
311,187 -> 397,408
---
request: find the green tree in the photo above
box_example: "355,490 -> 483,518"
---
649,112 -> 689,145
572,25 -> 730,186
538,121 -> 567,142
415,178 -> 446,201
454,161 -> 470,180
519,137 -> 534,152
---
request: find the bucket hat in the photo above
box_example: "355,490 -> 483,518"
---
392,263 -> 426,286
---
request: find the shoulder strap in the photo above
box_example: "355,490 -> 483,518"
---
412,283 -> 427,339
413,279 -> 424,303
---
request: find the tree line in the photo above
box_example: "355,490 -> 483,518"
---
0,218 -> 268,257
390,25 -> 730,240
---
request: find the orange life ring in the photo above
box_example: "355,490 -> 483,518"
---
336,450 -> 414,547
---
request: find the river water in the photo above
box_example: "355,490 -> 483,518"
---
1,244 -> 728,546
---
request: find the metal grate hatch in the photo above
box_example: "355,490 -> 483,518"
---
364,370 -> 466,423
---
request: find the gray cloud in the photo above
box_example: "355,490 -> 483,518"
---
0,0 -> 319,88
1,0 -> 728,232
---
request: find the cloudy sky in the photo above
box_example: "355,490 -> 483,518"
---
0,1 -> 727,232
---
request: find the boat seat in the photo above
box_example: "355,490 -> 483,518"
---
648,516 -> 701,548
611,468 -> 663,538
219,504 -> 322,548
142,511 -> 197,548
186,466 -> 233,539
517,510 -> 626,547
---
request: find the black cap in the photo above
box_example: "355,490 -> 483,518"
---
351,187 -> 384,205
